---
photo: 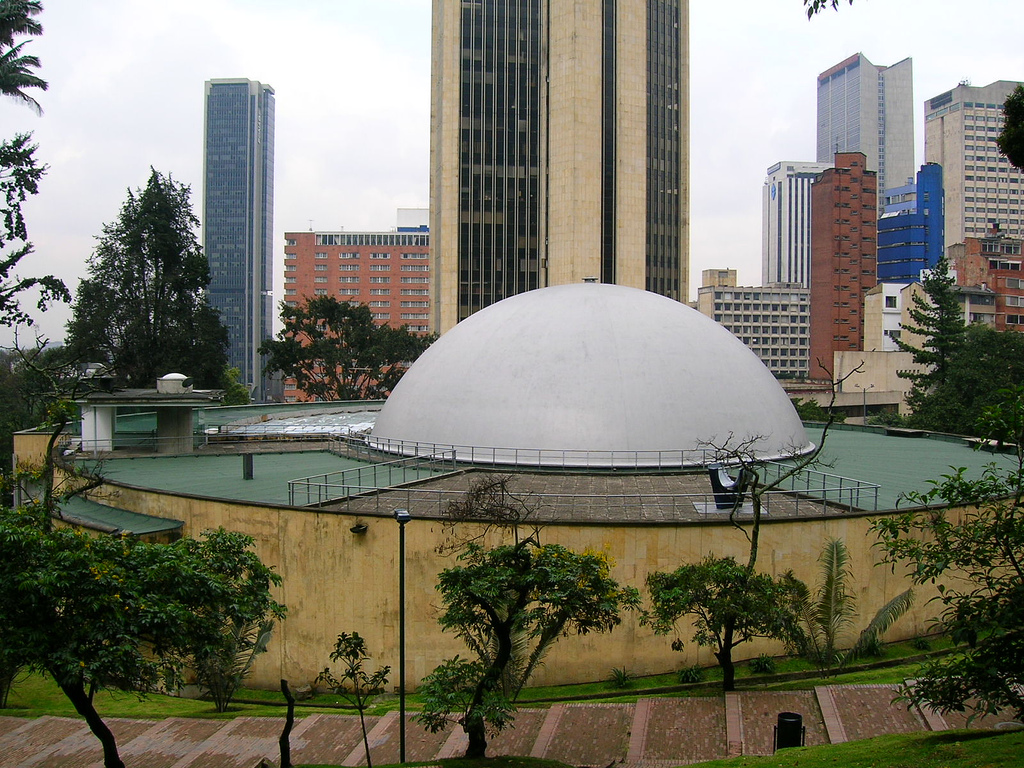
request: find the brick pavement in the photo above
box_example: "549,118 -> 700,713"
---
0,686 -> 1015,768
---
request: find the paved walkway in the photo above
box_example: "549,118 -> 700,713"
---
0,685 -> 1008,768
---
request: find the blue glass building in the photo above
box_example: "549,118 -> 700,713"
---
877,163 -> 944,283
203,79 -> 275,400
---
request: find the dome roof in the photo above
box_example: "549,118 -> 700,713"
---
370,283 -> 811,467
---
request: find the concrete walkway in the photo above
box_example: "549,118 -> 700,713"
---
0,685 -> 1008,768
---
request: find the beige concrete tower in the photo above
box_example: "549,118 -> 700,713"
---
431,0 -> 689,332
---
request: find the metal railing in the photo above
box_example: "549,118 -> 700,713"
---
345,434 -> 727,470
288,450 -> 458,506
294,460 -> 879,517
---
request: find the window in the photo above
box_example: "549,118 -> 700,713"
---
372,313 -> 391,320
339,287 -> 359,295
370,276 -> 390,283
401,313 -> 429,320
314,277 -> 328,283
285,239 -> 297,246
885,295 -> 897,309
370,288 -> 390,295
340,252 -> 360,259
284,276 -> 296,283
401,264 -> 429,272
285,289 -> 296,295
340,264 -> 359,271
401,289 -> 429,295
401,276 -> 429,283
315,252 -> 328,259
401,252 -> 429,260
314,264 -> 328,272
339,276 -> 359,283
370,264 -> 390,271
285,265 -> 296,272
370,252 -> 390,259
401,301 -> 429,307
369,300 -> 391,307
314,289 -> 328,295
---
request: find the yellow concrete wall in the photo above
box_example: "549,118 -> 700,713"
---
87,479 -> 943,693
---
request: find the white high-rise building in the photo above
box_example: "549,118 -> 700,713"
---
762,161 -> 831,287
817,53 -> 914,198
925,80 -> 1024,248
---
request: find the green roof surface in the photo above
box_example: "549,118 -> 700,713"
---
804,425 -> 1014,510
58,495 -> 183,535
86,428 -> 1014,512
95,450 -> 446,506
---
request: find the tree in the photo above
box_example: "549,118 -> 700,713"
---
191,618 -> 276,713
0,519 -> 284,768
908,323 -> 1024,436
316,632 -> 390,768
790,538 -> 913,675
66,169 -> 229,388
874,386 -> 1024,721
804,0 -> 854,17
418,538 -> 639,758
260,296 -> 434,401
0,0 -> 45,114
0,135 -> 69,326
219,366 -> 251,406
645,555 -> 803,691
998,84 -> 1024,171
896,256 -> 966,417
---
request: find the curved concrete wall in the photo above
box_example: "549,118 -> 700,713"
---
89,479 -> 943,692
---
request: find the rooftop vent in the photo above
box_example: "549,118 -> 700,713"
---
157,373 -> 194,395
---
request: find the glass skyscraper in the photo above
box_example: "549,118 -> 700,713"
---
430,0 -> 689,332
816,54 -> 914,200
203,78 -> 275,399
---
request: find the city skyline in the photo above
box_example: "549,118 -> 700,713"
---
1,0 -> 1021,344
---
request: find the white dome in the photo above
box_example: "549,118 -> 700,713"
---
370,284 -> 811,467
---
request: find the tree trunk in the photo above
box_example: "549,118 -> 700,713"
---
717,620 -> 737,692
58,678 -> 124,768
464,713 -> 488,759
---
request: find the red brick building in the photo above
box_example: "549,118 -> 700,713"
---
283,228 -> 430,332
948,229 -> 1024,331
281,217 -> 431,402
809,153 -> 878,380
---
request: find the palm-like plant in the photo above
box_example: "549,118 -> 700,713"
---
792,538 -> 914,675
0,0 -> 46,114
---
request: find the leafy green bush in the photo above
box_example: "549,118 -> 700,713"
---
911,637 -> 932,652
749,654 -> 776,674
608,667 -> 632,688
676,664 -> 704,684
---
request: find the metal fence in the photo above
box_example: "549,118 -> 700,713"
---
288,450 -> 458,506
291,459 -> 880,518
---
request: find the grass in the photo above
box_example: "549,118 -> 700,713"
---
297,731 -> 1024,768
684,729 -> 1024,768
0,636 -> 956,719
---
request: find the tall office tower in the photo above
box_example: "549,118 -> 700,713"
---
430,0 -> 689,332
925,80 -> 1024,248
762,160 -> 832,287
809,153 -> 878,381
877,163 -> 944,283
817,54 -> 914,199
203,78 -> 275,400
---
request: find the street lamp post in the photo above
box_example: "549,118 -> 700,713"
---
855,382 -> 875,423
393,508 -> 411,764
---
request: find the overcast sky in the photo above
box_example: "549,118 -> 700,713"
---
1,0 -> 1022,344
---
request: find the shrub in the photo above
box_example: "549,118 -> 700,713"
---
676,664 -> 704,684
749,654 -> 776,674
608,667 -> 632,688
911,637 -> 932,652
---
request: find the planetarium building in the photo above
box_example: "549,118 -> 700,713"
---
17,284 -> 994,691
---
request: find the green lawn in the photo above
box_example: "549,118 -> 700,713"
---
302,732 -> 1024,768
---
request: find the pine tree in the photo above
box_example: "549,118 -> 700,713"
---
896,255 -> 965,414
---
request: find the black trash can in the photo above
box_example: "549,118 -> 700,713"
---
774,711 -> 804,751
